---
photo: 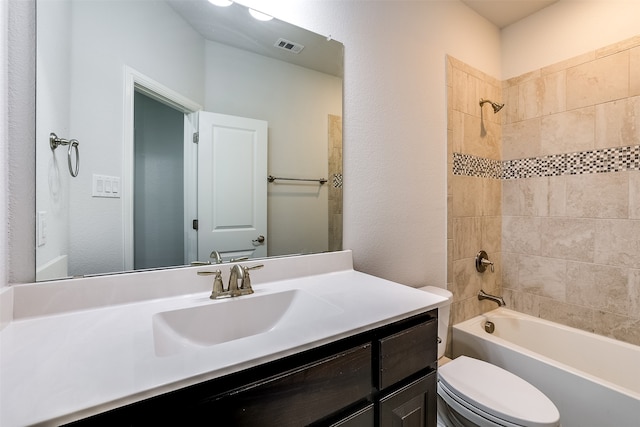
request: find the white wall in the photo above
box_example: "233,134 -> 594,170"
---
204,41 -> 342,256
5,0 -> 36,286
236,0 -> 501,287
502,0 -> 640,79
0,0 -> 7,289
63,0 -> 204,276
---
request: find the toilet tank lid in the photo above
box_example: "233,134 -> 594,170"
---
418,286 -> 452,301
438,356 -> 560,427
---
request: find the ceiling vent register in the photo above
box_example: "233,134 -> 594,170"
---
274,38 -> 304,54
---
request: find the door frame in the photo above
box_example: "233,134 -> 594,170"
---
122,66 -> 201,271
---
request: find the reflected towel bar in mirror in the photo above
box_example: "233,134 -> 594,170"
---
267,175 -> 327,185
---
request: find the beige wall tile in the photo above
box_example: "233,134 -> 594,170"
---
595,96 -> 640,149
503,289 -> 540,316
450,297 -> 482,326
539,299 -> 594,332
479,118 -> 502,160
447,239 -> 454,285
541,71 -> 566,116
482,178 -> 502,216
629,269 -> 640,320
452,217 -> 482,260
566,173 -> 629,219
540,107 -> 595,155
502,177 -> 549,217
503,84 -> 519,125
566,261 -> 629,315
518,255 -> 566,300
467,74 -> 480,117
593,310 -> 640,346
451,175 -> 483,217
595,219 -> 640,268
452,67 -> 468,113
481,216 -> 501,253
502,216 -> 541,255
504,69 -> 540,87
462,113 -> 484,158
630,172 -> 640,220
501,251 -> 519,289
631,46 -> 640,96
450,110 -> 464,154
566,52 -> 630,110
596,35 -> 640,58
541,51 -> 595,76
540,218 -> 596,262
518,77 -> 543,121
502,118 -> 541,160
452,258 -> 484,301
548,176 -> 566,217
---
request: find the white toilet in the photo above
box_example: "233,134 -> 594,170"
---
420,286 -> 560,427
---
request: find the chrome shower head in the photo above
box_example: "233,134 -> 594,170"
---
479,98 -> 504,114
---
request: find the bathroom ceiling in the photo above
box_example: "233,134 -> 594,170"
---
461,0 -> 560,28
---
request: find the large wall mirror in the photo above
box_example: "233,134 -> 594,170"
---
36,0 -> 343,281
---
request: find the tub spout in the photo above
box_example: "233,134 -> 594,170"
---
478,289 -> 505,307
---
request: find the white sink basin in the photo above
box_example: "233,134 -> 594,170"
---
152,289 -> 343,356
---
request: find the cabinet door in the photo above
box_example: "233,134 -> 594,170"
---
379,373 -> 436,427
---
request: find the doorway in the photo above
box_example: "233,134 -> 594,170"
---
133,92 -> 185,269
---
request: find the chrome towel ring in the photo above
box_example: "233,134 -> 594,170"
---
50,132 -> 80,177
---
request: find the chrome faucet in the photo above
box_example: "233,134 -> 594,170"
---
210,250 -> 223,264
478,289 -> 505,307
198,263 -> 264,299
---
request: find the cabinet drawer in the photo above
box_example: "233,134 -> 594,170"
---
204,343 -> 373,426
378,320 -> 437,390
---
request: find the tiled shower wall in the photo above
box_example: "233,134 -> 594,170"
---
447,56 -> 503,356
328,114 -> 343,252
447,36 -> 640,349
501,37 -> 640,346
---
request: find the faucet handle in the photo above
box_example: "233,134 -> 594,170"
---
198,270 -> 225,299
240,264 -> 264,291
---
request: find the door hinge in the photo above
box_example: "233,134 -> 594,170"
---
193,132 -> 199,143
192,219 -> 198,230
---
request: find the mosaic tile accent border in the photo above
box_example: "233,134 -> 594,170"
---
332,173 -> 343,188
453,145 -> 640,179
451,154 -> 502,179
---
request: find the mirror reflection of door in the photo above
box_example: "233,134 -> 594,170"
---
133,91 -> 186,270
197,112 -> 268,262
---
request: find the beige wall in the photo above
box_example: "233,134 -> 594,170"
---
502,36 -> 640,346
447,57 -> 503,355
448,36 -> 640,348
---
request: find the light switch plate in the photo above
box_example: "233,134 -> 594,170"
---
92,174 -> 121,198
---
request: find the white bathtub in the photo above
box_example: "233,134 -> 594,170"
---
452,308 -> 640,427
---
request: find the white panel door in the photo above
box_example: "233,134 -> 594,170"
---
197,112 -> 268,261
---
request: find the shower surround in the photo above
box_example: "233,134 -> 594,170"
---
447,35 -> 640,354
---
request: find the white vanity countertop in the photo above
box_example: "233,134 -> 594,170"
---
0,251 -> 446,426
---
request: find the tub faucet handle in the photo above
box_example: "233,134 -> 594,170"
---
475,250 -> 494,273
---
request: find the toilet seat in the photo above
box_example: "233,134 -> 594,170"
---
438,356 -> 560,427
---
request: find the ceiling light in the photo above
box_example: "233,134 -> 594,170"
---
208,0 -> 233,7
248,8 -> 273,21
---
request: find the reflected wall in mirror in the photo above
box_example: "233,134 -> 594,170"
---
36,0 -> 343,281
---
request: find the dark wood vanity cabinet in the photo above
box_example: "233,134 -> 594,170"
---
67,310 -> 437,427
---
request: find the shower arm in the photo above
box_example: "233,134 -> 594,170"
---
479,98 -> 504,114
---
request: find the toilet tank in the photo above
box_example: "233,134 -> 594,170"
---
418,286 -> 452,360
